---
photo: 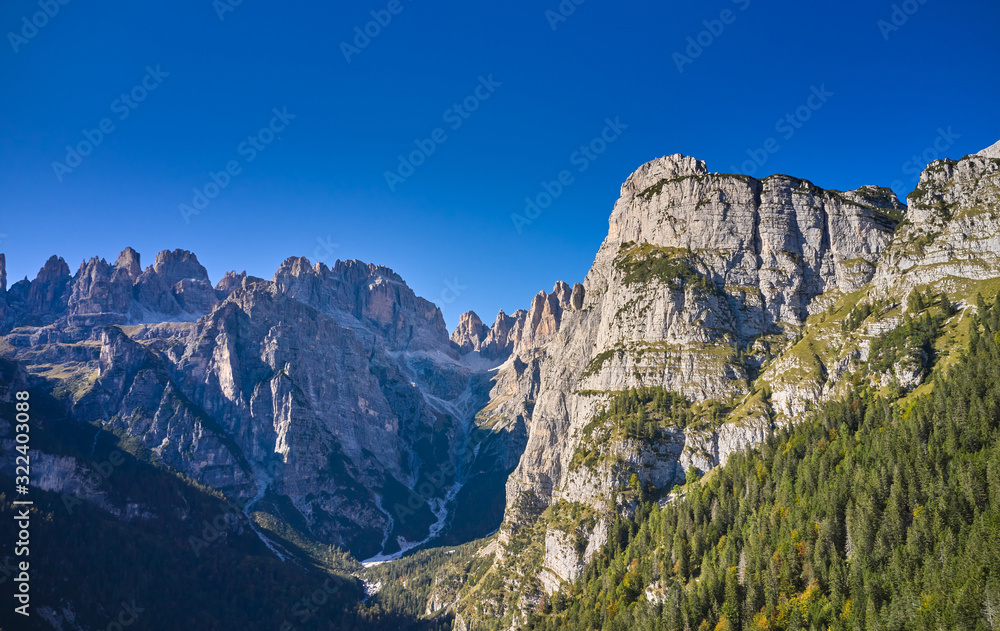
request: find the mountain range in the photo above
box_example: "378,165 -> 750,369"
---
2,139 -> 999,630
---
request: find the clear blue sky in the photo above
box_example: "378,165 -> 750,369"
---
1,0 -> 997,328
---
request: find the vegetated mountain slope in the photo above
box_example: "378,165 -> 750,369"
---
524,294 -> 1000,631
443,146 -> 1000,630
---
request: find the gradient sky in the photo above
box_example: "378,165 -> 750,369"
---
1,0 -> 998,328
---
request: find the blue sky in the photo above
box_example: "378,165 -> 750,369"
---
1,0 -> 998,328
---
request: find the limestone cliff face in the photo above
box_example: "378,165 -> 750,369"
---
214,270 -> 265,300
979,140 -> 1000,159
451,311 -> 488,353
446,145 -> 1000,628
873,152 -> 1000,298
451,153 -> 914,622
499,154 -> 902,519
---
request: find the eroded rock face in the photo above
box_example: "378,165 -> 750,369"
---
214,270 -> 265,300
2,250 -> 513,558
451,311 -> 488,353
133,249 -> 218,319
500,154 -> 903,523
26,256 -> 72,316
978,139 -> 1000,159
873,153 -> 1000,299
2,247 -> 225,329
68,252 -> 142,318
273,257 -> 450,353
451,153 -> 910,621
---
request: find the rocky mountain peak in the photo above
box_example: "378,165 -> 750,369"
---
114,247 -> 141,278
149,249 -> 210,281
0,253 -> 6,293
274,255 -> 313,280
451,310 -> 488,352
215,270 -> 265,300
620,154 -> 708,197
273,255 -> 449,352
334,259 -> 407,286
977,139 -> 1000,159
133,249 -> 217,319
26,255 -> 72,315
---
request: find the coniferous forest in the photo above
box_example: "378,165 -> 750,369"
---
526,297 -> 1000,631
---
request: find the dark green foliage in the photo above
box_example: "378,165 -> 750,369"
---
583,348 -> 622,379
361,542 -> 493,627
868,310 -> 944,377
601,386 -> 690,439
0,389 -> 444,631
572,388 -> 728,474
527,298 -> 1000,631
841,300 -> 880,333
615,242 -> 717,295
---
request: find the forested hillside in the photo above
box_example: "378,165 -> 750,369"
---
526,296 -> 1000,631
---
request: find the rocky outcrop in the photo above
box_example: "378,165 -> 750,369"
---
978,139 -> 1000,159
463,282 -> 585,361
25,255 -> 72,316
451,311 -> 488,353
454,153 -> 914,625
1,247 -> 226,330
500,155 -> 904,526
273,257 -> 450,353
133,249 -> 218,319
873,151 -> 1000,300
67,250 -> 143,320
214,270 -> 265,300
